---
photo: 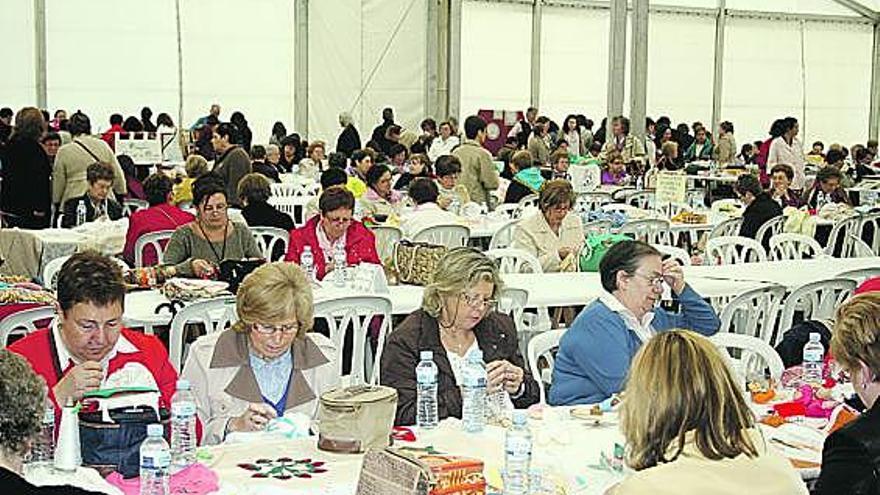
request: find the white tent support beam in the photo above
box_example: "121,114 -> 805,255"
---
174,0 -> 184,129
34,0 -> 47,109
426,0 -> 440,119
293,0 -> 309,137
829,0 -> 880,22
448,0 -> 463,120
871,22 -> 880,141
629,0 -> 648,142
437,0 -> 450,119
711,0 -> 727,137
607,0 -> 626,123
530,0 -> 543,109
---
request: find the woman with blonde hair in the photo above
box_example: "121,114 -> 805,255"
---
181,262 -> 337,445
814,292 -> 880,494
380,247 -> 539,426
611,330 -> 806,494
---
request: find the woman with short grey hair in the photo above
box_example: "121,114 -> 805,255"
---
380,247 -> 539,426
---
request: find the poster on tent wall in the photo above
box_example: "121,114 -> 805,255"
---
478,109 -> 522,156
116,137 -> 162,165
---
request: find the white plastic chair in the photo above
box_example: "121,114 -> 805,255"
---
836,267 -> 880,284
489,219 -> 519,250
122,198 -> 149,217
55,214 -> 65,228
517,194 -> 539,211
652,244 -> 691,266
497,286 -> 541,354
824,215 -> 862,257
371,225 -> 403,262
754,215 -> 786,247
0,306 -> 55,347
768,233 -> 824,261
169,296 -> 238,371
575,192 -> 612,214
134,230 -> 175,268
610,187 -> 635,202
858,211 -> 880,254
313,295 -> 392,386
710,198 -> 743,214
711,333 -> 785,385
708,217 -> 742,240
846,233 -> 876,258
600,203 -> 632,215
776,279 -> 857,345
706,236 -> 767,265
411,224 -> 470,248
250,226 -> 290,261
619,218 -> 672,245
582,219 -> 612,237
42,255 -> 128,290
718,285 -> 786,343
485,248 -> 543,274
527,328 -> 567,405
626,190 -> 655,210
493,203 -> 521,220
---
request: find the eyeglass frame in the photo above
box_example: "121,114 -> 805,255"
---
459,292 -> 497,312
252,322 -> 299,335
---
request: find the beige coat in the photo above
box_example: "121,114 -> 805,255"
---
512,210 -> 584,272
52,135 -> 126,205
599,134 -> 646,166
527,135 -> 550,165
181,329 -> 338,445
714,133 -> 737,166
613,430 -> 808,495
453,139 -> 499,207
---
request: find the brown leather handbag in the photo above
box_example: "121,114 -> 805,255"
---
392,240 -> 447,286
316,385 -> 398,454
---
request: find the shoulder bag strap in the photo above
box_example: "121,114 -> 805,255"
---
73,139 -> 102,162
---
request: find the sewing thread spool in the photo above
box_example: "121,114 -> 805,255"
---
54,399 -> 81,473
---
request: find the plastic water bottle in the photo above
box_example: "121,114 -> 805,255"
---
170,379 -> 197,469
416,351 -> 439,430
300,246 -> 315,281
30,402 -> 55,466
461,349 -> 487,433
504,411 -> 532,495
332,243 -> 347,287
140,424 -> 170,495
635,175 -> 644,191
75,199 -> 87,226
803,333 -> 825,385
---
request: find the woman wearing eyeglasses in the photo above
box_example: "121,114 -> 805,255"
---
181,262 -> 337,445
512,179 -> 584,273
380,248 -> 539,426
550,240 -> 720,406
284,186 -> 380,280
163,173 -> 262,278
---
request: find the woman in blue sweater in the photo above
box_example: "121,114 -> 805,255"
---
550,241 -> 720,405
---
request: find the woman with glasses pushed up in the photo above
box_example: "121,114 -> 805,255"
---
181,262 -> 337,445
284,186 -> 380,280
380,248 -> 539,426
550,240 -> 720,406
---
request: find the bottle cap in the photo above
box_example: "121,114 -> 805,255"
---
176,379 -> 191,391
468,349 -> 483,361
147,424 -> 164,437
420,350 -> 433,361
512,410 -> 528,426
809,332 -> 821,342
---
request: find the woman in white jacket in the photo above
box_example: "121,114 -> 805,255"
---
512,179 -> 584,273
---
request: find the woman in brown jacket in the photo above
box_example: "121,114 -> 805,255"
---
380,247 -> 539,426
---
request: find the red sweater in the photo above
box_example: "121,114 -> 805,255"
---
122,203 -> 195,266
284,215 -> 380,280
9,328 -> 178,415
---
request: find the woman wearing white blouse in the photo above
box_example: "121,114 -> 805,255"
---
767,117 -> 806,191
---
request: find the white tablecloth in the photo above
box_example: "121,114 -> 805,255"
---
683,257 -> 880,289
206,414 -> 625,495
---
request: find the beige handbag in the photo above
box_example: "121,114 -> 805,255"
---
316,385 -> 398,454
393,240 -> 448,286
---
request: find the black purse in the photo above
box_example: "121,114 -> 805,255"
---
218,258 -> 265,293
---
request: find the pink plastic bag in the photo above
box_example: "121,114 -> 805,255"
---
106,463 -> 219,495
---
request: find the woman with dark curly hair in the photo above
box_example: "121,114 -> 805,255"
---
0,349 -> 102,494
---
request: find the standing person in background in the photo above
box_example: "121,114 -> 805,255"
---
714,121 -> 736,166
53,111 -> 127,207
561,115 -> 582,157
230,111 -> 252,154
0,107 -> 52,228
192,103 -> 221,130
156,112 -> 183,162
428,121 -> 460,162
767,117 -> 806,191
269,122 -> 287,147
49,109 -> 67,131
507,106 -> 537,149
527,122 -> 551,166
683,126 -> 714,163
453,116 -> 499,209
336,112 -> 361,158
577,115 -> 594,154
141,106 -> 156,132
195,114 -> 219,161
600,116 -> 646,169
370,107 -> 395,154
0,107 -> 13,147
644,118 -> 657,169
101,114 -> 125,149
250,145 -> 280,183
212,122 -> 252,208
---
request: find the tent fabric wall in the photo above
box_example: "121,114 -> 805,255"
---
0,0 -> 36,110
309,0 -> 427,148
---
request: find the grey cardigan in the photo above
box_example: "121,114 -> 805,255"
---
163,222 -> 262,276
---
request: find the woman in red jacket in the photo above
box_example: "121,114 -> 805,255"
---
284,185 -> 380,280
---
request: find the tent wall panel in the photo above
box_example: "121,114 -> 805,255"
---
0,0 -> 36,109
